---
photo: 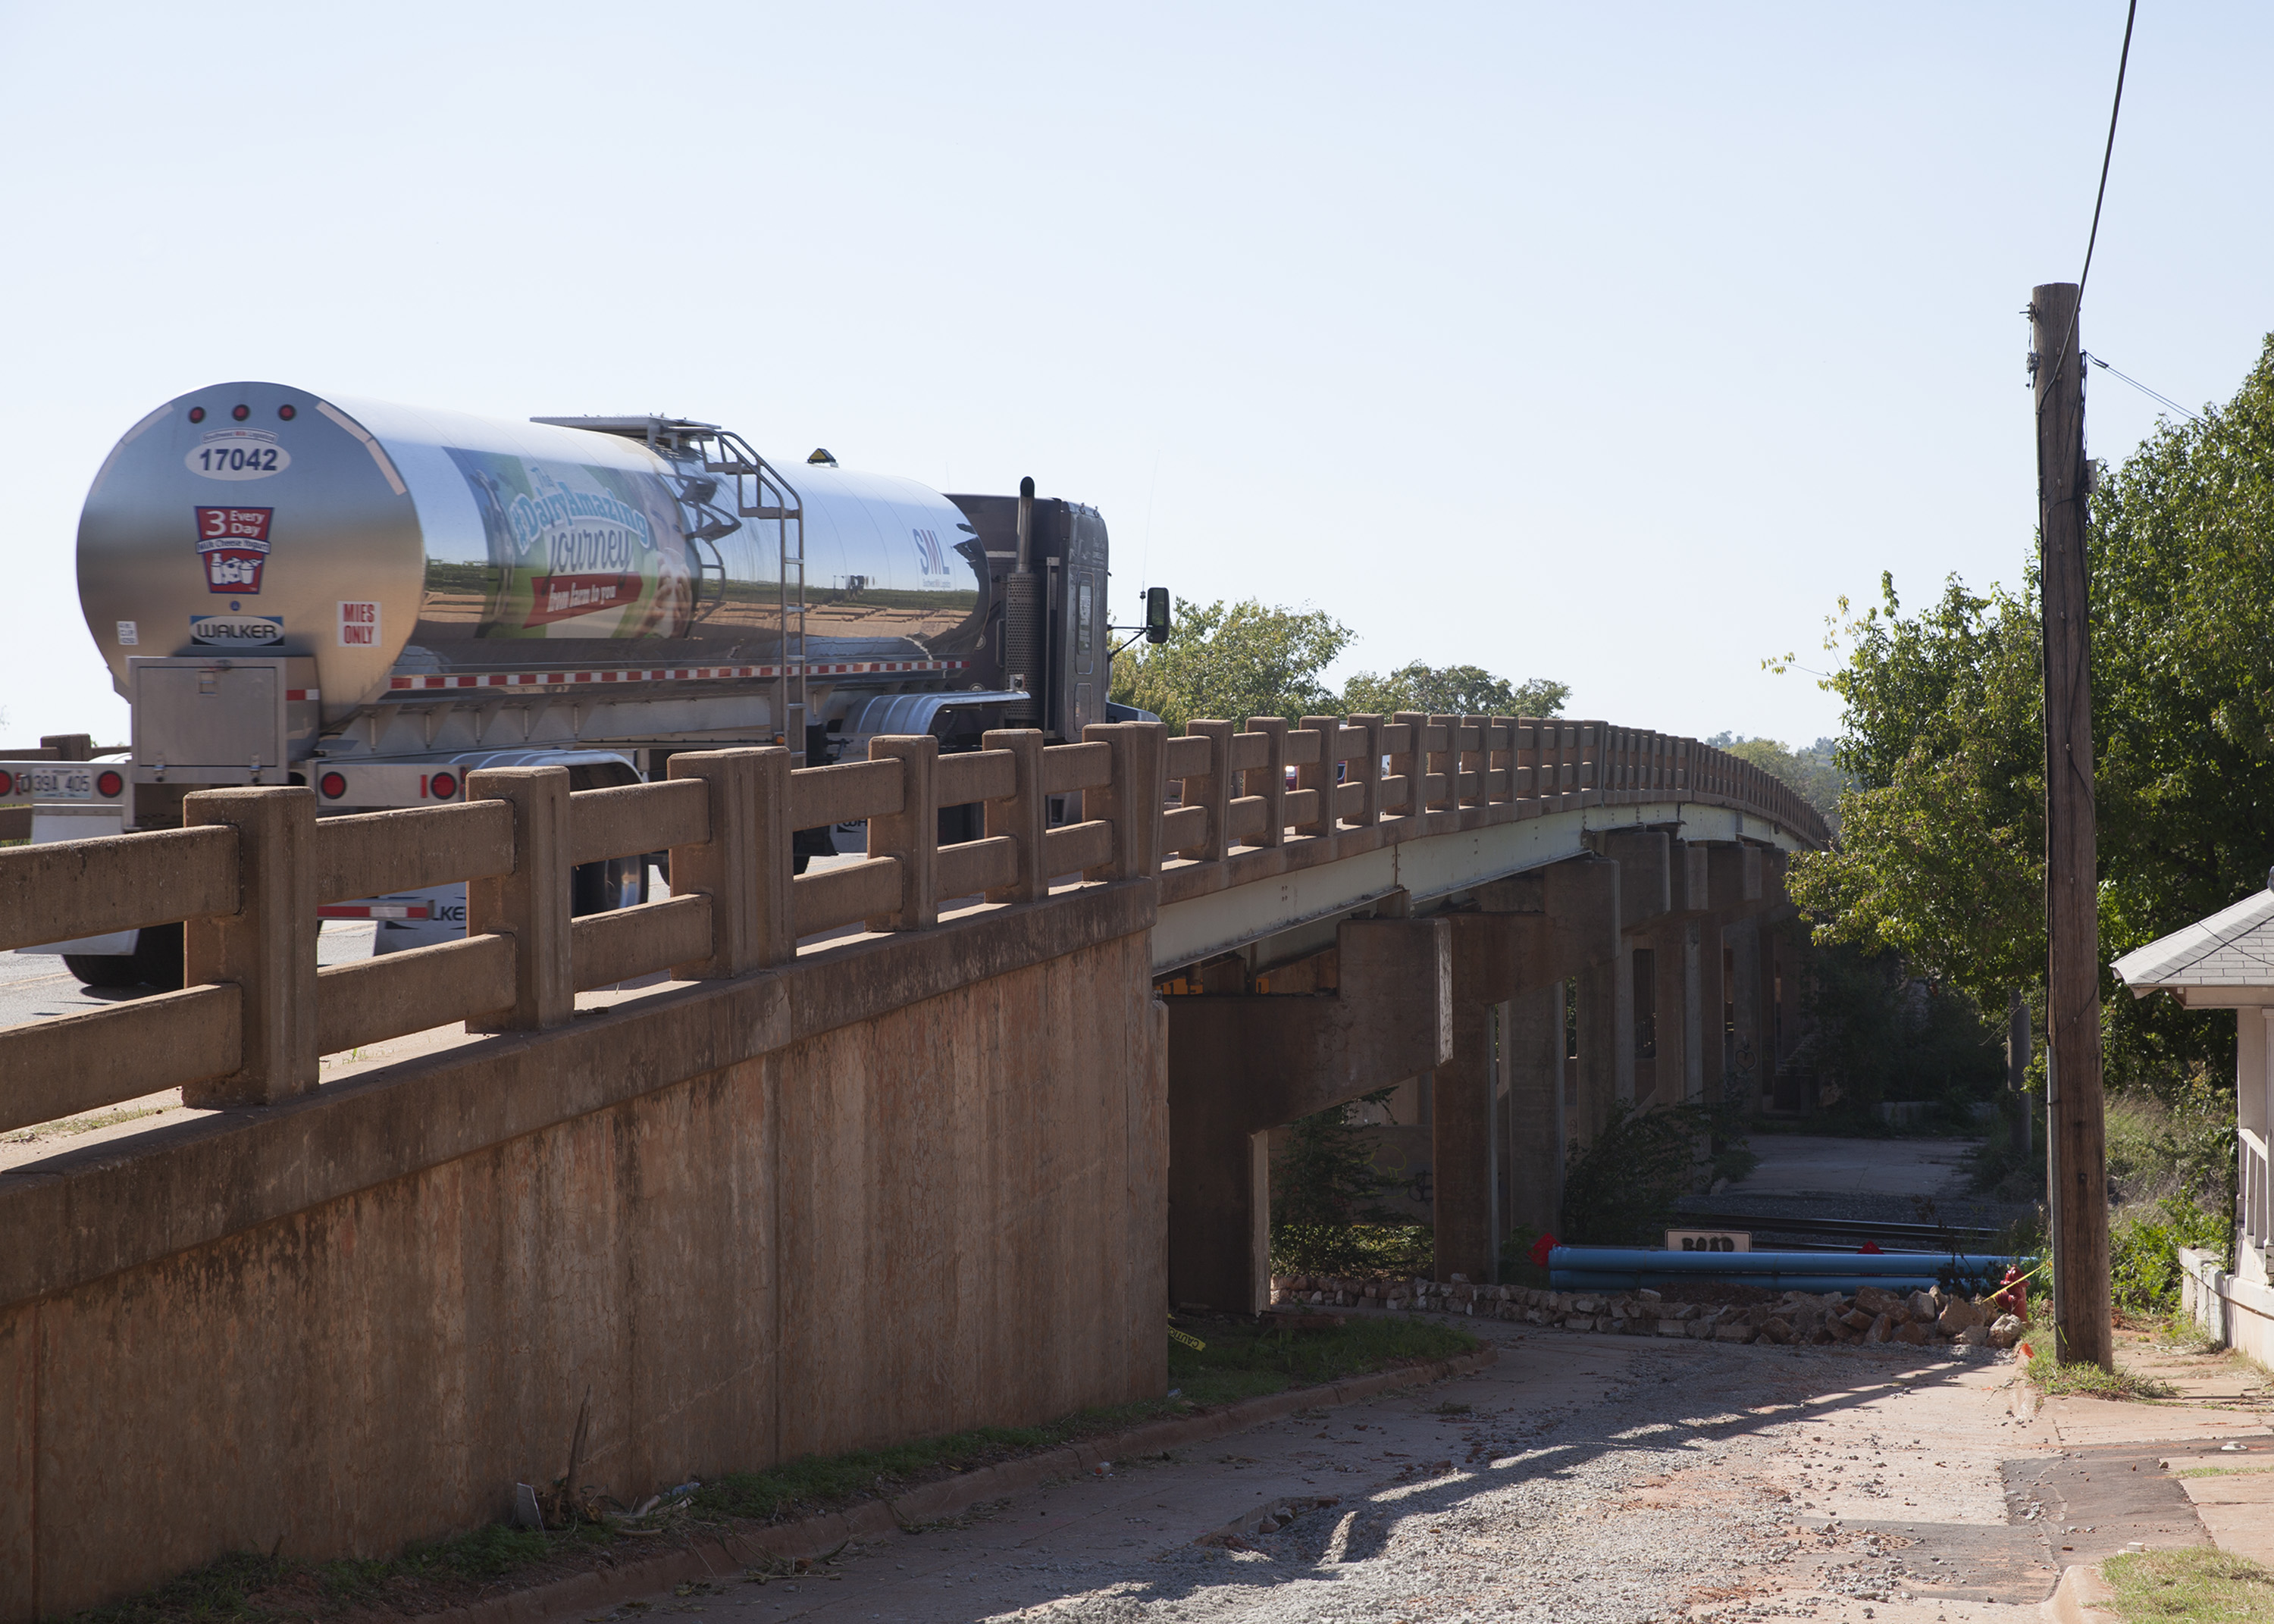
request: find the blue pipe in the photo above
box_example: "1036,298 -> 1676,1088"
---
1554,1271 -> 1953,1294
1546,1245 -> 2034,1294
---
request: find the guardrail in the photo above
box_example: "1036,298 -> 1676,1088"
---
0,713 -> 1825,1137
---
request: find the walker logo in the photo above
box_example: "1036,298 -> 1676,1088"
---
190,614 -> 283,646
195,507 -> 273,593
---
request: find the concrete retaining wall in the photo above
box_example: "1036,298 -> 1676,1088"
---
0,886 -> 1164,1619
2178,1245 -> 2274,1366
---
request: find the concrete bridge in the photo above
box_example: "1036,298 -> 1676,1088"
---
0,712 -> 1823,1616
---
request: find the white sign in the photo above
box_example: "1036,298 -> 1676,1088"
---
1667,1229 -> 1751,1253
185,430 -> 290,480
116,620 -> 139,646
339,601 -> 381,647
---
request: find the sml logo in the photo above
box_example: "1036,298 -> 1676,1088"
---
912,527 -> 948,577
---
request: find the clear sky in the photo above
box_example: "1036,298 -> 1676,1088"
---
2,2 -> 2266,749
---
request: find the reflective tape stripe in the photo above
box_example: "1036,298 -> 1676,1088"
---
386,660 -> 966,693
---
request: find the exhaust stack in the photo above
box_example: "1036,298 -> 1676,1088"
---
1004,474 -> 1042,724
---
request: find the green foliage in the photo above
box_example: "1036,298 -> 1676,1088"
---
1707,734 -> 1850,826
1559,1099 -> 1748,1246
1338,661 -> 1568,720
1779,574 -> 2047,1018
1784,338 -> 2274,1098
1109,596 -> 1353,733
1798,939 -> 2006,1108
2106,1084 -> 2242,1213
1167,1315 -> 1477,1403
1270,1088 -> 1402,1275
2110,1195 -> 2231,1316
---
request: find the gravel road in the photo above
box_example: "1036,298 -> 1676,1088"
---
578,1316 -> 2060,1624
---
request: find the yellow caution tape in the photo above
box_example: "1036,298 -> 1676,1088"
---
1167,1319 -> 1207,1351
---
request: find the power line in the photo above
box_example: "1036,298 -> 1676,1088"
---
2041,0 -> 2141,403
2084,352 -> 2203,426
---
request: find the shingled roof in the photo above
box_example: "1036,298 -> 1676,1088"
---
2110,880 -> 2274,1003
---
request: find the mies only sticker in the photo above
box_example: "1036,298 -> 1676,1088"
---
191,615 -> 283,647
196,506 -> 272,593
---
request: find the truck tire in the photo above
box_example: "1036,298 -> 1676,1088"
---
63,953 -> 142,988
130,922 -> 185,990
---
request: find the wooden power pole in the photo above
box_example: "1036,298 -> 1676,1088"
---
2031,281 -> 2113,1370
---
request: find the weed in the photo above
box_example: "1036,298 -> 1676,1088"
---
1270,1087 -> 1404,1275
2111,1197 -> 2230,1316
1561,1097 -> 1749,1245
2101,1547 -> 2274,1622
2,1103 -> 170,1144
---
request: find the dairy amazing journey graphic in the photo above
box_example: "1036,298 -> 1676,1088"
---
443,449 -> 694,639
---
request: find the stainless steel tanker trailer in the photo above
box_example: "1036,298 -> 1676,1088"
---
13,380 -> 1165,988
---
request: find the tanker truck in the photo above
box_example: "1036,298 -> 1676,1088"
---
10,381 -> 1166,989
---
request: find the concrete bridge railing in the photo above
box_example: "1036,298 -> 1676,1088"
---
0,714 -> 1824,1134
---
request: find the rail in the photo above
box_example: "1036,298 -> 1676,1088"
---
0,713 -> 1825,1134
2244,1127 -> 2269,1265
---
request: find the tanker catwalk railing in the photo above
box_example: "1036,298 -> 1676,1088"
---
0,715 -> 1826,1134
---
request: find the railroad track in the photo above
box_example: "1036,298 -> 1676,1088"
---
1671,1210 -> 2009,1251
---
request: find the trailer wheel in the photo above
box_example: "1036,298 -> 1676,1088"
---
63,953 -> 143,988
130,922 -> 185,990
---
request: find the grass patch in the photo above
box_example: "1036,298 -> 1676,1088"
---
2101,1547 -> 2274,1622
2024,1338 -> 2180,1401
2178,1465 -> 2274,1478
2,1103 -> 170,1144
73,1524 -> 598,1624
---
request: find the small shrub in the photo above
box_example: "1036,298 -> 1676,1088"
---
2110,1196 -> 2230,1316
1560,1099 -> 1747,1246
1270,1088 -> 1402,1275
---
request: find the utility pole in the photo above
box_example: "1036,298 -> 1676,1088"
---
2031,281 -> 2113,1370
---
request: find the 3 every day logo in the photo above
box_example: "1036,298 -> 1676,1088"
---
196,506 -> 272,593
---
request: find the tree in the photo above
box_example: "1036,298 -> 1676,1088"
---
1707,734 -> 1850,828
1778,574 -> 2046,1019
1781,334 -> 2274,1095
1109,597 -> 1353,734
1269,1089 -> 1403,1275
1338,662 -> 1570,719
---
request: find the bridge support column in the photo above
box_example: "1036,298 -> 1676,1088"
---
1430,859 -> 1616,1281
1165,915 -> 1451,1313
1501,981 -> 1567,1236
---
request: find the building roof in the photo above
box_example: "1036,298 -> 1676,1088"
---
2110,884 -> 2274,1002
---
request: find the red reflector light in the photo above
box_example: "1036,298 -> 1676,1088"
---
187,405 -> 206,424
96,770 -> 123,797
319,771 -> 348,799
232,404 -> 250,421
0,770 -> 13,795
277,404 -> 296,421
428,771 -> 459,799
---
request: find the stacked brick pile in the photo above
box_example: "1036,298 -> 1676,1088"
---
1266,1274 -> 2027,1350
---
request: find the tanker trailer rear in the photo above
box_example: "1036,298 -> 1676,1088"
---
35,381 -> 1126,986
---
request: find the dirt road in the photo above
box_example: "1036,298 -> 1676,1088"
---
549,1313 -> 2273,1624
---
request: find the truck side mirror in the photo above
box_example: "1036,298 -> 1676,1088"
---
1144,587 -> 1172,645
